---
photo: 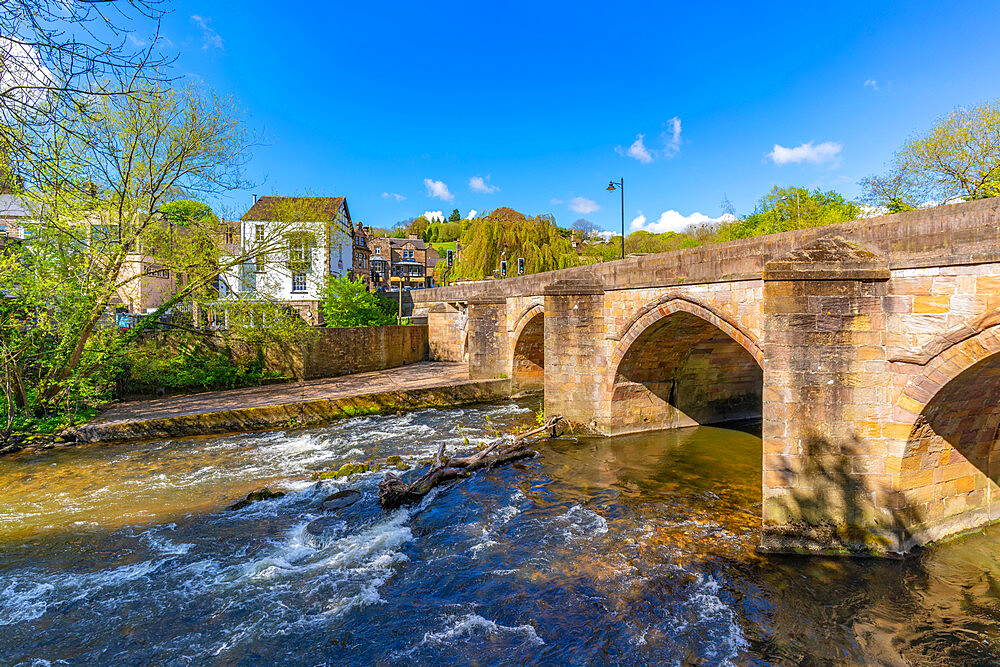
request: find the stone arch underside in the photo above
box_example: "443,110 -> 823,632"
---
511,310 -> 544,390
609,309 -> 763,435
896,328 -> 1000,547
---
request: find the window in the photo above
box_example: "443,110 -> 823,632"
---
223,226 -> 235,244
402,248 -> 414,260
292,272 -> 307,293
255,255 -> 266,272
255,224 -> 265,243
147,265 -> 170,279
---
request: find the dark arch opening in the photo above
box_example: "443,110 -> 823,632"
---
512,313 -> 544,391
902,350 -> 1000,540
611,310 -> 762,434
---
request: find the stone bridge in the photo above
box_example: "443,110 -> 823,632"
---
410,199 -> 1000,557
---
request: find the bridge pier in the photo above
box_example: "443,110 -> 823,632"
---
466,296 -> 508,380
543,278 -> 607,428
760,239 -> 900,555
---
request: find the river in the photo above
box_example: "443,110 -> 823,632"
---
2,399 -> 1000,665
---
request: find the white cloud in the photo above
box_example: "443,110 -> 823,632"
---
191,15 -> 224,50
663,116 -> 682,156
468,175 -> 499,194
767,141 -> 842,166
569,197 -> 600,214
466,209 -> 478,219
422,210 -> 444,222
597,230 -> 617,241
631,210 -> 735,234
423,178 -> 454,201
615,134 -> 653,163
864,79 -> 879,91
0,39 -> 54,108
615,117 -> 682,163
382,192 -> 406,201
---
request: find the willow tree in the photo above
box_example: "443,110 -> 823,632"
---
861,100 -> 1000,212
451,207 -> 579,280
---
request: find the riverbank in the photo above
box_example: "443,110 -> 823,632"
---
67,362 -> 513,445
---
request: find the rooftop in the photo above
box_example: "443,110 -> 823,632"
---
241,196 -> 347,222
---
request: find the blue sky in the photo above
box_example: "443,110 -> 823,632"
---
150,1 -> 1000,234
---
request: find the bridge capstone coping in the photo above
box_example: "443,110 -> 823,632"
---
763,237 -> 891,281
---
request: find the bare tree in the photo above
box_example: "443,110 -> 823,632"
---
1,1 -> 169,181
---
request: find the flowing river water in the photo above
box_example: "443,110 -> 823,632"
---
2,399 -> 1000,665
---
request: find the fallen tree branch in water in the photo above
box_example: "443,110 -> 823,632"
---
377,415 -> 564,509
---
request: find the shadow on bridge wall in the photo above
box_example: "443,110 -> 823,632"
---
611,311 -> 762,434
899,350 -> 1000,546
762,432 -> 923,557
512,312 -> 544,391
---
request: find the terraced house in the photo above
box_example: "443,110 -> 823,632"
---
228,196 -> 356,324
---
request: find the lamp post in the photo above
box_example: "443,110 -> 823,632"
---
606,178 -> 624,259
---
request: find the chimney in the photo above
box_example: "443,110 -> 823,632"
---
252,194 -> 258,204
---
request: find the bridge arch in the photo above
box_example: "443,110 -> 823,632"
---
607,299 -> 763,435
510,303 -> 544,391
894,322 -> 1000,545
612,294 -> 763,368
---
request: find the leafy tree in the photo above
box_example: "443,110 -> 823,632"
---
320,275 -> 396,327
862,100 -> 1000,210
448,208 -> 461,222
0,83 -> 321,427
716,186 -> 860,240
450,208 -> 579,280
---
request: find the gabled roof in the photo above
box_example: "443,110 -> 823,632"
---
241,196 -> 348,222
0,195 -> 32,218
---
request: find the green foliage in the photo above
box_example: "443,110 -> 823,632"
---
451,207 -> 579,280
123,338 -> 286,393
861,100 -> 1000,209
448,208 -> 461,222
715,186 -> 861,240
320,275 -> 397,327
159,200 -> 215,225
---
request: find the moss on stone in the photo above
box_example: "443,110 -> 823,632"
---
318,463 -> 367,480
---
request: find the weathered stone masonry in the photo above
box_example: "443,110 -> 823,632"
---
414,199 -> 1000,556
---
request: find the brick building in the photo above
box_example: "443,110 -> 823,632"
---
351,221 -> 372,288
369,235 -> 440,290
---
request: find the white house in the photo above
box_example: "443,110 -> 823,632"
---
226,195 -> 355,324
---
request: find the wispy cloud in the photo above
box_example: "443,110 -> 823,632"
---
615,117 -> 682,163
615,134 -> 653,163
382,192 -> 406,202
423,178 -> 454,201
630,209 -> 735,234
663,116 -> 682,156
864,79 -> 879,91
191,15 -> 224,50
767,141 -> 842,166
469,175 -> 499,194
422,210 -> 444,222
569,197 -> 599,214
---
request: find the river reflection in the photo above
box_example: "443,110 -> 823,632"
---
2,400 -> 1000,664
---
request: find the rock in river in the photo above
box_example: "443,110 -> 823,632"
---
228,487 -> 286,511
322,489 -> 362,512
306,516 -> 344,536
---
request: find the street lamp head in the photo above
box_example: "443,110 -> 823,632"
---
606,181 -> 617,192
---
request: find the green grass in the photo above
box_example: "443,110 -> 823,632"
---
431,241 -> 457,256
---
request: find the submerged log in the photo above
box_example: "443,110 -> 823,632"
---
377,416 -> 564,509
